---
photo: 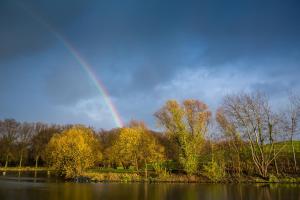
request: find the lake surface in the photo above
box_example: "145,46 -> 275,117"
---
0,171 -> 300,200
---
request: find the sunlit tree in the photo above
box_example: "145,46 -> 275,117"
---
109,122 -> 165,170
155,99 -> 211,174
45,126 -> 102,178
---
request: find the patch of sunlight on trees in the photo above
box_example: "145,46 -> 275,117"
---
45,126 -> 102,178
0,90 -> 300,182
107,121 -> 165,171
155,99 -> 211,174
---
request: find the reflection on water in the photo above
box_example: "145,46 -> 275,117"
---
0,172 -> 300,200
0,171 -> 59,183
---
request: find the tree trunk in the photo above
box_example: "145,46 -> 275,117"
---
5,155 -> 8,168
135,155 -> 139,171
273,149 -> 279,175
291,139 -> 297,172
261,165 -> 268,179
291,117 -> 297,172
237,153 -> 241,177
19,153 -> 23,168
35,156 -> 39,169
144,160 -> 148,180
211,141 -> 214,162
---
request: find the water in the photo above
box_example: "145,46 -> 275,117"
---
0,172 -> 300,200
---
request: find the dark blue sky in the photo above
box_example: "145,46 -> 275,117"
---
1,0 -> 300,129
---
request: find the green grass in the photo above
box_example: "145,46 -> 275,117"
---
274,140 -> 300,153
220,140 -> 300,156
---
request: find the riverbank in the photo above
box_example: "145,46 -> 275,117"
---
0,167 -> 51,172
83,171 -> 300,184
1,167 -> 300,184
82,171 -> 203,183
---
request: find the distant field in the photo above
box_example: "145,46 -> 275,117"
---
275,140 -> 300,152
242,140 -> 300,156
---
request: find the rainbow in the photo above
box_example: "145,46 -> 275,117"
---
17,2 -> 124,127
56,35 -> 124,128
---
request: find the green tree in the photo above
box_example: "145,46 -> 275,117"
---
45,126 -> 102,178
155,99 -> 211,174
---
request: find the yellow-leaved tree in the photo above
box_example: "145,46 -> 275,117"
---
45,126 -> 102,178
108,122 -> 165,170
155,99 -> 211,174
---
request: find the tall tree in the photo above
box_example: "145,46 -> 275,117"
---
285,93 -> 300,172
17,122 -> 35,168
155,99 -> 211,174
216,108 -> 243,176
31,123 -> 59,168
221,92 -> 285,178
0,119 -> 19,167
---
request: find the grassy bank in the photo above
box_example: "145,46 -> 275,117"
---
83,168 -> 300,183
1,167 -> 300,184
0,167 -> 51,172
83,171 -> 203,183
83,173 -> 300,183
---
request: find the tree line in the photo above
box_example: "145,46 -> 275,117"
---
0,91 -> 299,180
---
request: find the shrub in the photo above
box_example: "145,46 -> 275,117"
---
269,174 -> 279,183
203,160 -> 226,182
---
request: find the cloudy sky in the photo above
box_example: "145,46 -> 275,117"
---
0,0 -> 300,129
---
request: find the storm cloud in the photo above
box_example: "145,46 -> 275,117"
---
0,0 -> 299,128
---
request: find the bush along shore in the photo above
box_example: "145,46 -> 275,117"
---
0,91 -> 300,183
81,169 -> 300,183
1,167 -> 300,184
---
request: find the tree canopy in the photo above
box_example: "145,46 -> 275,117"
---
108,123 -> 165,170
155,99 -> 211,174
45,126 -> 102,178
0,91 -> 299,181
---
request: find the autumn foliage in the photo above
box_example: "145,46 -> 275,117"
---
155,99 -> 211,174
0,93 -> 299,181
108,123 -> 165,170
45,126 -> 102,178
